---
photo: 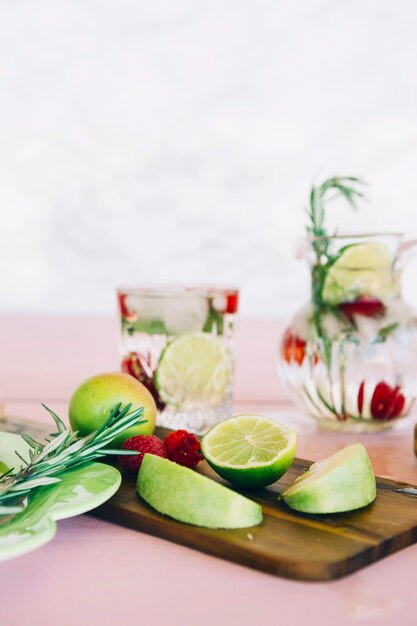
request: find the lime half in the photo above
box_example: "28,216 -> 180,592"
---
201,415 -> 297,488
322,242 -> 398,305
155,332 -> 233,408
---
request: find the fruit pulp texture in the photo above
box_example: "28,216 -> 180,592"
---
137,454 -> 263,529
201,415 -> 297,489
118,290 -> 238,432
282,443 -> 376,514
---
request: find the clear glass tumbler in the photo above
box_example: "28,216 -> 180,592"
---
117,286 -> 239,434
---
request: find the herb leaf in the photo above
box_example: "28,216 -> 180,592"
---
307,176 -> 366,262
0,403 -> 145,516
376,322 -> 399,343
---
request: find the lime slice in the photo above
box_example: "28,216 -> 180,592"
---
137,454 -> 263,529
282,443 -> 376,514
321,242 -> 398,305
201,415 -> 297,488
155,333 -> 233,407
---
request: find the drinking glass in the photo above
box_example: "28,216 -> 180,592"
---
117,286 -> 239,434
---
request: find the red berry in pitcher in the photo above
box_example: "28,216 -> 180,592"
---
281,329 -> 306,366
339,296 -> 385,323
281,328 -> 319,366
358,380 -> 405,420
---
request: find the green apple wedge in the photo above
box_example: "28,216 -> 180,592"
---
69,372 -> 157,448
137,454 -> 263,529
282,443 -> 376,514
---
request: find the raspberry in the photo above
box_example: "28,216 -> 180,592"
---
163,430 -> 204,468
118,435 -> 166,473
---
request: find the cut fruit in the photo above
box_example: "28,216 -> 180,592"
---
201,415 -> 297,488
321,242 -> 398,305
282,443 -> 376,514
155,333 -> 233,408
137,454 -> 263,529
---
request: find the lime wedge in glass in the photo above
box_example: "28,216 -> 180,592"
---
321,242 -> 398,305
155,332 -> 233,408
201,415 -> 297,488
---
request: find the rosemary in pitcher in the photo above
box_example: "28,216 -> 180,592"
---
307,176 -> 365,307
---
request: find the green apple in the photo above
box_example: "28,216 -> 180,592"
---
137,454 -> 263,529
282,443 -> 376,514
69,372 -> 157,447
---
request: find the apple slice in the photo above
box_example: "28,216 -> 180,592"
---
282,444 -> 376,514
137,454 -> 263,529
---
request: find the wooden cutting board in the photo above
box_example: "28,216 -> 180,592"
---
93,429 -> 417,581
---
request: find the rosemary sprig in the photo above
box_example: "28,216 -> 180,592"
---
307,176 -> 365,309
375,322 -> 399,343
0,402 -> 145,515
305,176 -> 367,417
307,176 -> 366,261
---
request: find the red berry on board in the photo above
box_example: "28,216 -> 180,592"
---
118,435 -> 167,473
339,296 -> 385,323
164,430 -> 204,468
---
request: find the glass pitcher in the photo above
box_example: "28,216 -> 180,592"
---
278,233 -> 417,432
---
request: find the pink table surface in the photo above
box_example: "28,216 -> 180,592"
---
1,315 -> 417,626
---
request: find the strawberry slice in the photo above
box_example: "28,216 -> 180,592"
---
281,329 -> 307,366
339,296 -> 385,323
370,382 -> 405,420
225,292 -> 239,314
357,380 -> 405,420
122,351 -> 165,410
118,294 -> 138,322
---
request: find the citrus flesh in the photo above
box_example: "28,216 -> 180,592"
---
137,454 -> 263,529
282,443 -> 376,514
155,332 -> 233,408
321,242 -> 398,305
201,415 -> 297,488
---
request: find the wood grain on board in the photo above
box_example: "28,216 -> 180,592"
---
93,429 -> 417,581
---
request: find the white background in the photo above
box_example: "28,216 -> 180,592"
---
1,0 -> 417,318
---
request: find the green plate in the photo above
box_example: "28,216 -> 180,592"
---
0,432 -> 121,562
